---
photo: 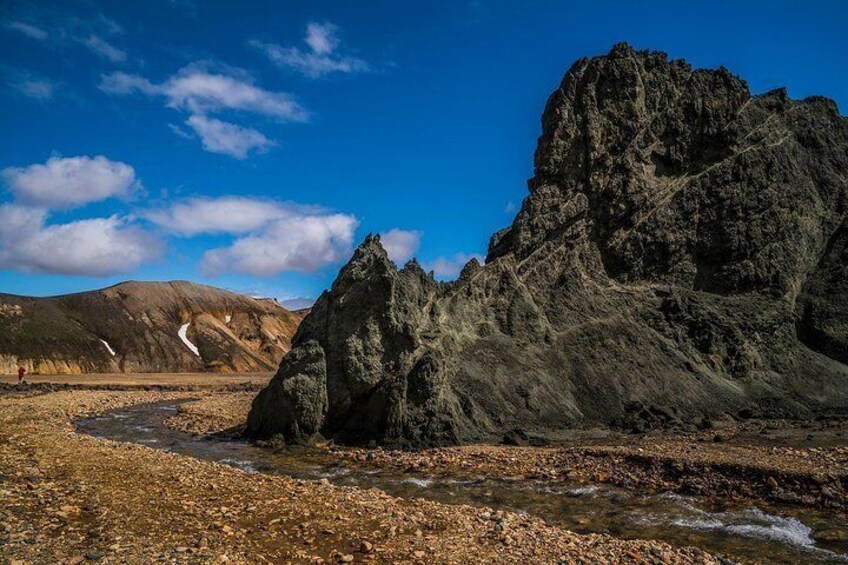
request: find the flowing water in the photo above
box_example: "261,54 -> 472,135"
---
75,402 -> 848,564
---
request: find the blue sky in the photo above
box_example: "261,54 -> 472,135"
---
1,0 -> 845,303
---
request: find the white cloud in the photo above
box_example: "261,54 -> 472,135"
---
250,22 -> 369,78
94,14 -> 123,36
3,68 -> 58,101
83,35 -> 127,62
145,195 -> 357,276
0,205 -> 46,239
100,66 -> 307,158
19,79 -> 54,100
9,77 -> 55,100
380,229 -> 421,264
168,123 -> 193,139
425,253 -> 485,279
99,72 -> 158,95
185,115 -> 275,159
100,68 -> 308,121
201,213 -> 358,276
5,16 -> 128,62
6,21 -> 48,41
166,70 -> 307,119
0,205 -> 160,276
2,155 -> 139,209
144,196 -> 314,236
305,22 -> 338,55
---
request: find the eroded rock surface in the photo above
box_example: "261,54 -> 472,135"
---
248,43 -> 848,447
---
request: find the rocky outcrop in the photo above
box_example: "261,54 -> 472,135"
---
247,43 -> 848,447
0,281 -> 304,374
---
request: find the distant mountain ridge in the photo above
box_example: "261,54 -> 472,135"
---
0,280 -> 305,374
279,298 -> 316,311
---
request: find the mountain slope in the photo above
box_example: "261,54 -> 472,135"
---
0,281 -> 304,374
247,43 -> 848,447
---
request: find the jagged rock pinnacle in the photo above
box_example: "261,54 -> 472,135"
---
247,45 -> 848,447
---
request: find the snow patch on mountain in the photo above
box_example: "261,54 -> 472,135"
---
100,339 -> 116,356
178,323 -> 200,357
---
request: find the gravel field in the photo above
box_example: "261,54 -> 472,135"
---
168,390 -> 848,514
0,372 -> 273,387
0,384 -> 725,564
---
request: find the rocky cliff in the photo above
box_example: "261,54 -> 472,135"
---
247,43 -> 848,447
0,281 -> 304,374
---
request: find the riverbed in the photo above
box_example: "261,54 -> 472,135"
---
76,401 -> 848,564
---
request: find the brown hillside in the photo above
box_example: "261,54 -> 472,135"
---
0,280 -> 305,374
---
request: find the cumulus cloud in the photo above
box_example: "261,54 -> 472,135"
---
145,196 -> 358,276
0,205 -> 46,238
250,22 -> 369,78
425,253 -> 485,279
0,204 -> 161,276
185,115 -> 275,159
144,196 -> 315,236
202,213 -> 358,276
2,155 -> 139,209
380,229 -> 421,264
83,34 -> 126,62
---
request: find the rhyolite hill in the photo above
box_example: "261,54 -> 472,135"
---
0,281 -> 304,374
247,43 -> 848,447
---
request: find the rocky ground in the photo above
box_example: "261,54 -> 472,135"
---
172,390 -> 848,516
0,372 -> 272,387
338,438 -> 847,514
166,392 -> 255,436
0,382 -> 725,564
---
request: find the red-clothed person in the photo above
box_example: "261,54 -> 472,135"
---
17,367 -> 26,384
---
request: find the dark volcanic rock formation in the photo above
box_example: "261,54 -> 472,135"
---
247,43 -> 848,446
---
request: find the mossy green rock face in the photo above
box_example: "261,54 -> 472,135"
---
247,43 -> 848,447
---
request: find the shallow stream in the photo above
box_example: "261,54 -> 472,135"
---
75,402 -> 848,564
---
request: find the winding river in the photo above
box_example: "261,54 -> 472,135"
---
75,401 -> 848,564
